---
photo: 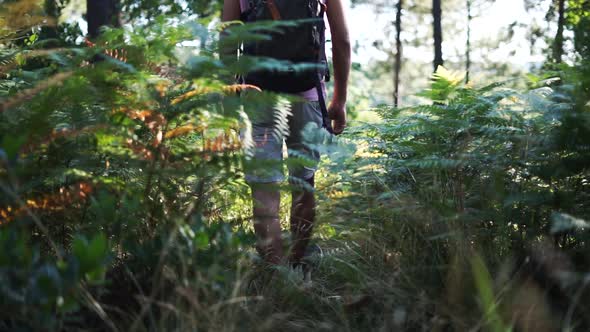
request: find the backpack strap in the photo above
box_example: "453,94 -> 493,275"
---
266,0 -> 282,20
315,1 -> 333,134
316,79 -> 333,134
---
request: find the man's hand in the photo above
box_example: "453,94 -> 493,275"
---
328,101 -> 347,135
326,0 -> 350,136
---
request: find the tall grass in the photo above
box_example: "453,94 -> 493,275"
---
1,3 -> 590,331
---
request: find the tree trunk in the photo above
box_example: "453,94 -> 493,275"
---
41,0 -> 62,46
553,0 -> 565,63
465,0 -> 472,83
87,0 -> 121,39
432,0 -> 444,72
394,0 -> 403,107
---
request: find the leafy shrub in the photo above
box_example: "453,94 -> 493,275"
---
0,5 -> 352,327
0,8 -> 271,328
0,229 -> 109,330
324,64 -> 590,329
363,66 -> 590,255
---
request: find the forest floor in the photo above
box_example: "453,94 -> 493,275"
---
203,161 -> 588,332
213,170 -> 451,332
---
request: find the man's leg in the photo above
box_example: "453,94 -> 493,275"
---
285,101 -> 324,265
244,117 -> 287,265
252,186 -> 284,265
289,176 -> 316,264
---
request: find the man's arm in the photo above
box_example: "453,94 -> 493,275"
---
326,0 -> 351,135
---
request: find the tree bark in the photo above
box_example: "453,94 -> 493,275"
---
466,0 -> 472,83
553,0 -> 565,63
432,0 -> 443,72
87,0 -> 121,39
394,0 -> 403,107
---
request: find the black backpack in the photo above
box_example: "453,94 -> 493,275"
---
241,0 -> 332,131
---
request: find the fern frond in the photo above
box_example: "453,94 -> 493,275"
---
171,84 -> 261,105
0,71 -> 74,113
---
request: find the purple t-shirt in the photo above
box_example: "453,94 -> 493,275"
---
239,0 -> 327,102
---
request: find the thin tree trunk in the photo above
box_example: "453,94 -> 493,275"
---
466,0 -> 472,83
87,0 -> 121,39
553,0 -> 565,63
42,0 -> 61,46
394,0 -> 403,107
432,0 -> 444,72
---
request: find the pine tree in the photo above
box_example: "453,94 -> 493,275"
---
466,0 -> 472,83
87,0 -> 121,39
553,0 -> 565,63
394,0 -> 403,106
432,0 -> 443,72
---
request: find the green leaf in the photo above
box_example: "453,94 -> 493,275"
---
57,295 -> 80,314
194,232 -> 209,250
36,264 -> 62,298
72,236 -> 90,271
1,134 -> 28,159
72,233 -> 109,278
88,233 -> 108,262
472,255 -> 511,332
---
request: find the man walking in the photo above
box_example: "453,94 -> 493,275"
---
222,0 -> 351,267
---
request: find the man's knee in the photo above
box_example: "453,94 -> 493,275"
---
251,185 -> 281,216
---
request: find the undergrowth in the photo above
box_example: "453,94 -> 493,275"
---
1,1 -> 590,331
